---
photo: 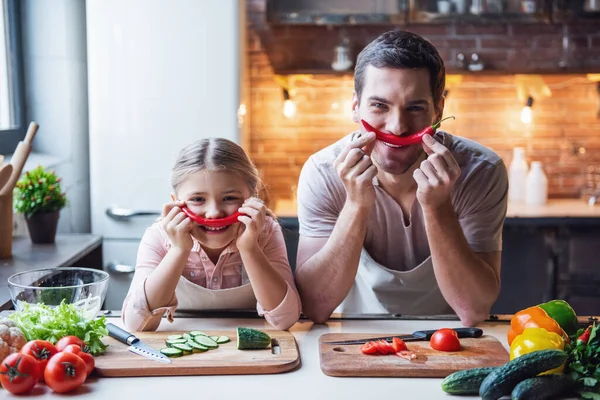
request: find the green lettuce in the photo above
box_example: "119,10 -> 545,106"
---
9,300 -> 109,355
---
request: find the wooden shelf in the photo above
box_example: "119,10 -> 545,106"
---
409,11 -> 550,24
273,68 -> 600,77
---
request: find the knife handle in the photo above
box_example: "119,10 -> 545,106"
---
414,327 -> 483,340
107,322 -> 138,345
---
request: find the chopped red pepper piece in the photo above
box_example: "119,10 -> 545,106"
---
361,116 -> 455,147
578,325 -> 592,344
181,206 -> 244,228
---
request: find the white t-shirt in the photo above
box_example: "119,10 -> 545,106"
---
297,130 -> 509,271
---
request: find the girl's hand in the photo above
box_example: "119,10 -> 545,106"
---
161,200 -> 193,252
236,197 -> 266,252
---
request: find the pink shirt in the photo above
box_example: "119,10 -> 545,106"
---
122,217 -> 302,331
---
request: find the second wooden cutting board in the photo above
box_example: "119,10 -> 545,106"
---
319,333 -> 509,378
94,329 -> 300,377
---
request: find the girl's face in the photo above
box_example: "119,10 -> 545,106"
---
176,170 -> 251,253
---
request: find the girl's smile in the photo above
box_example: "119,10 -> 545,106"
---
175,170 -> 251,252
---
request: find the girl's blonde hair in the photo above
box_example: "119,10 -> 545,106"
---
170,138 -> 274,217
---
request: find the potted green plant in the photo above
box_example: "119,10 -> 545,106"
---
13,166 -> 67,244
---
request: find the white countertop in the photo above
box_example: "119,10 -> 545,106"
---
274,198 -> 600,219
18,317 -> 519,399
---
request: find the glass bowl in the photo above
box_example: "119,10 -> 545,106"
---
8,267 -> 109,320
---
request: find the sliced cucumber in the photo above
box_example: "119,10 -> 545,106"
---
182,333 -> 191,341
194,335 -> 219,348
187,341 -> 209,352
160,347 -> 183,357
216,336 -> 230,344
172,343 -> 194,354
189,330 -> 206,337
166,339 -> 188,347
209,335 -> 220,342
167,334 -> 184,340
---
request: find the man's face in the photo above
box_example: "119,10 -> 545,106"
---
352,66 -> 443,175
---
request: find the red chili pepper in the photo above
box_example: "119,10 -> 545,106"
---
361,116 -> 455,146
181,206 -> 244,228
578,325 -> 592,344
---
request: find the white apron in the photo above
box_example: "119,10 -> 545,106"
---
174,266 -> 257,311
334,248 -> 454,315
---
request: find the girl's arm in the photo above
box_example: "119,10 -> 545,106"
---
122,202 -> 193,331
237,200 -> 301,330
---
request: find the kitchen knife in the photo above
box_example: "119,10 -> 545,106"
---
322,327 -> 483,345
106,323 -> 171,364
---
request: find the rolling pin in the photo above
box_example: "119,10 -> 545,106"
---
0,122 -> 39,196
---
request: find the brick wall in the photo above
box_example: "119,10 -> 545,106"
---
246,0 -> 600,209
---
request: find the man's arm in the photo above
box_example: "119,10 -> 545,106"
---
295,202 -> 370,323
423,201 -> 500,327
295,131 -> 378,323
415,134 -> 507,327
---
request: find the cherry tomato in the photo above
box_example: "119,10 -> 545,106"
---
55,336 -> 86,352
0,353 -> 41,395
430,328 -> 461,352
63,344 -> 95,376
20,340 -> 58,375
44,352 -> 87,393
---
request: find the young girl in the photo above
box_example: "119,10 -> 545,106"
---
122,138 -> 302,331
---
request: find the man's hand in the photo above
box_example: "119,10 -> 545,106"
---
333,131 -> 378,208
414,134 -> 461,210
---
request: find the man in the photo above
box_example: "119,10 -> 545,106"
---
294,30 -> 508,327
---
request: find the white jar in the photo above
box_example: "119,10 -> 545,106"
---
508,147 -> 529,203
525,161 -> 548,206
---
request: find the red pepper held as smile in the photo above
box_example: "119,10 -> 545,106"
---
361,116 -> 455,146
181,206 -> 244,228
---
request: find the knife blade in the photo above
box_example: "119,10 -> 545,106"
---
106,323 -> 171,364
322,327 -> 483,345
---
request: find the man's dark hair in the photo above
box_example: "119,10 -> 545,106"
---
354,30 -> 445,108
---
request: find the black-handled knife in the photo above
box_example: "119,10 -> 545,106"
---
322,327 -> 483,345
106,323 -> 171,363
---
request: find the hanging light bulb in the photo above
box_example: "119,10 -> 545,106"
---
282,89 -> 296,119
520,96 -> 534,124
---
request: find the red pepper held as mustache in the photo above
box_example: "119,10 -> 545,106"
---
361,116 -> 455,146
181,206 -> 245,228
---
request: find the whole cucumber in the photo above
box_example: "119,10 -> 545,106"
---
479,349 -> 568,400
511,374 -> 576,400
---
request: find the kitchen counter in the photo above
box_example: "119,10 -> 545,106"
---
0,234 -> 103,310
8,316 -> 524,399
274,198 -> 600,220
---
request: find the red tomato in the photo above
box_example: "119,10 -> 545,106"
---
44,352 -> 87,393
20,340 -> 58,374
55,336 -> 86,352
393,337 -> 408,352
63,344 -> 95,376
377,340 -> 396,355
430,328 -> 461,352
0,353 -> 41,395
360,342 -> 378,355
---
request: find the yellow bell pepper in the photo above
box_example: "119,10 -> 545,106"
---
509,327 -> 566,374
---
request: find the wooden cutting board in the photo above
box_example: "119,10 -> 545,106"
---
319,333 -> 509,378
94,330 -> 300,377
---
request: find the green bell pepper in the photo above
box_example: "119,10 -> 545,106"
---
538,299 -> 579,336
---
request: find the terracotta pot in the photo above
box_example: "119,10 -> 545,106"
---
25,211 -> 60,244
